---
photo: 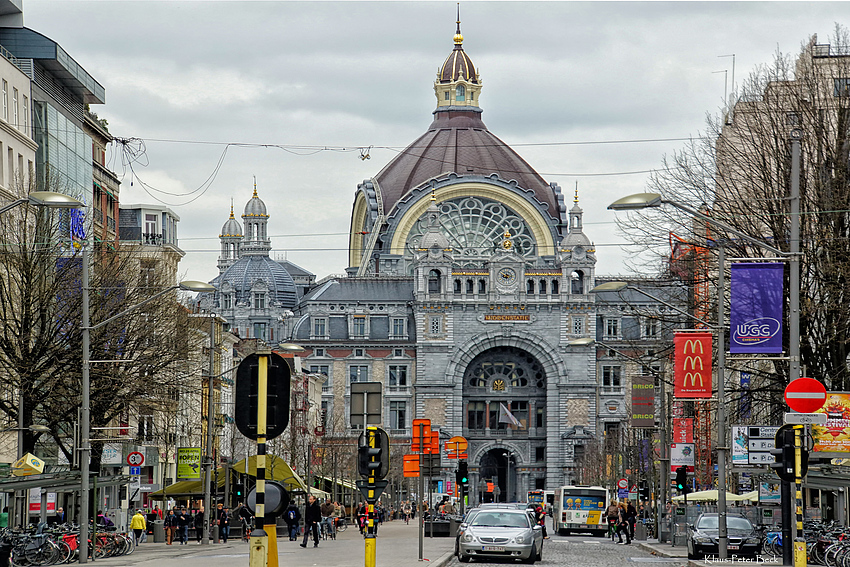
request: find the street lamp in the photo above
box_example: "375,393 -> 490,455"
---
608,185 -> 800,561
79,268 -> 214,563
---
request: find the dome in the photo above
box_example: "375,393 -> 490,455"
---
218,255 -> 298,309
243,187 -> 268,218
374,109 -> 560,220
438,19 -> 477,83
220,206 -> 243,237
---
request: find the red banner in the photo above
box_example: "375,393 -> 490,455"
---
674,332 -> 713,398
672,418 -> 694,443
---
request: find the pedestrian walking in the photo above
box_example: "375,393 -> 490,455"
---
606,500 -> 619,541
130,509 -> 146,546
616,502 -> 631,545
300,495 -> 321,548
218,505 -> 231,543
164,509 -> 178,545
535,505 -> 548,539
177,508 -> 191,544
284,500 -> 301,541
194,509 -> 204,543
402,501 -> 411,524
626,500 -> 637,541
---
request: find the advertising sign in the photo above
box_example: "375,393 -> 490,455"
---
759,482 -> 781,504
732,426 -> 749,466
670,443 -> 695,472
630,374 -> 655,427
730,263 -> 784,354
177,447 -> 202,479
674,332 -> 713,398
28,488 -> 56,512
672,418 -> 694,444
812,392 -> 850,454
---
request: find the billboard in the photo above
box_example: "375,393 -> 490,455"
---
670,443 -> 695,473
812,393 -> 850,454
177,447 -> 202,479
730,263 -> 784,354
630,374 -> 655,428
674,332 -> 712,398
672,418 -> 694,444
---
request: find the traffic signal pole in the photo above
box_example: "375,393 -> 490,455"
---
793,426 -> 805,567
365,428 -> 377,567
249,351 -> 269,567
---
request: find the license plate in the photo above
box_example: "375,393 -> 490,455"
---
729,545 -> 739,550
482,546 -> 505,552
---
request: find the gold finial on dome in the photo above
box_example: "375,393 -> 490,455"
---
574,181 -> 579,204
253,175 -> 258,198
431,186 -> 437,202
230,199 -> 235,219
454,3 -> 463,45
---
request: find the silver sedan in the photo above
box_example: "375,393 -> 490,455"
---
457,509 -> 544,564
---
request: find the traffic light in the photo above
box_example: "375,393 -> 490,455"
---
639,481 -> 650,500
771,428 -> 809,483
234,352 -> 291,441
234,482 -> 244,499
458,461 -> 469,487
675,466 -> 688,491
358,426 -> 389,480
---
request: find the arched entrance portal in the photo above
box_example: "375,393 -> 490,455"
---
478,449 -> 516,503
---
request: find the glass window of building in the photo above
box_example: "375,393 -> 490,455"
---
392,318 -> 406,338
390,401 -> 406,430
313,317 -> 327,337
644,317 -> 658,338
254,293 -> 265,309
389,365 -> 408,387
12,88 -> 17,128
349,365 -> 368,382
222,294 -> 232,309
602,365 -> 622,393
2,80 -> 7,121
605,318 -> 619,339
572,317 -> 584,335
253,322 -> 267,340
468,401 -> 486,429
352,316 -> 366,336
456,84 -> 465,101
429,316 -> 441,335
310,364 -> 331,392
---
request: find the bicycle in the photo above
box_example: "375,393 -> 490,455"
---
334,516 -> 347,533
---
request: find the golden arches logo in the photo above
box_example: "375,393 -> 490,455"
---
683,372 -> 704,387
682,339 -> 704,354
682,356 -> 704,371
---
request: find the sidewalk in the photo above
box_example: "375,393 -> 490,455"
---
84,520 -> 456,567
636,539 -> 786,566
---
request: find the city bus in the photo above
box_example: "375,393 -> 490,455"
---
552,485 -> 610,536
527,490 -> 545,507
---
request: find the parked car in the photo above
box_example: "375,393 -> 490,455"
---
457,508 -> 543,564
687,513 -> 762,559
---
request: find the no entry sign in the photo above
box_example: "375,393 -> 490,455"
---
784,377 -> 827,413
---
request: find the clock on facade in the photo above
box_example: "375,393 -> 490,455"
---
498,267 -> 517,284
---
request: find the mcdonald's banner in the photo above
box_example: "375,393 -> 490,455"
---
674,332 -> 713,398
730,263 -> 784,354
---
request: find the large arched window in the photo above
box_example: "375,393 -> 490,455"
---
428,269 -> 441,293
456,84 -> 466,101
464,346 -> 546,390
571,270 -> 584,294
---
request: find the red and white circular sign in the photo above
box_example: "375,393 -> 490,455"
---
127,451 -> 145,467
784,377 -> 827,413
617,478 -> 628,490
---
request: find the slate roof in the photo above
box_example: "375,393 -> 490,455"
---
299,277 -> 414,303
218,255 -> 298,308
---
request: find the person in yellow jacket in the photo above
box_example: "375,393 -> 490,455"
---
131,510 -> 147,545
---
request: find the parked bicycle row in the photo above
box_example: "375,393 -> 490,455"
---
0,523 -> 135,565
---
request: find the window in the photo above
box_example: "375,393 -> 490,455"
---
456,84 -> 465,101
444,91 -> 450,101
145,213 -> 157,238
835,78 -> 850,97
12,88 -> 17,127
390,401 -> 406,429
22,96 -> 27,133
466,279 -> 473,294
539,280 -> 547,294
313,317 -> 327,337
253,322 -> 267,340
352,316 -> 366,336
478,279 -> 486,293
454,279 -> 461,293
2,80 -> 7,121
393,348 -> 403,357
572,317 -> 584,335
605,318 -> 620,338
527,280 -> 534,294
349,365 -> 368,382
644,317 -> 658,338
468,401 -> 486,429
253,293 -> 265,309
138,408 -> 154,443
310,364 -> 330,392
571,270 -> 584,294
510,401 -> 528,428
602,365 -> 622,393
428,269 -> 441,293
315,348 -> 325,357
355,348 -> 364,357
392,318 -> 406,338
552,279 -> 559,294
389,365 -> 408,387
222,294 -> 232,309
535,447 -> 545,462
536,406 -> 545,428
429,316 -> 441,335
140,259 -> 157,288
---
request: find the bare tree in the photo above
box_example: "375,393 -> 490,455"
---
616,26 -> 850,421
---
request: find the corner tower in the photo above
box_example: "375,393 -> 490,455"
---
218,203 -> 243,274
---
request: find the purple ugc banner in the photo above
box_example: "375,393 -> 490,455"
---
730,263 -> 784,354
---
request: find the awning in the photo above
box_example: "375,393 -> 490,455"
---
149,475 -> 226,500
232,455 -> 309,493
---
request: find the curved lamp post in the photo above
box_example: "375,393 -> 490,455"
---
80,274 -> 215,562
608,187 -> 800,561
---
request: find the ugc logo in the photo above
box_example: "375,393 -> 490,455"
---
732,317 -> 780,346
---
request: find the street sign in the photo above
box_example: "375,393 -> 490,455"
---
127,451 -> 144,467
129,466 -> 141,476
784,377 -> 827,413
784,412 -> 827,425
617,478 -> 628,490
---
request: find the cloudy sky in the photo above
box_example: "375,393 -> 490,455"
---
23,1 -> 844,283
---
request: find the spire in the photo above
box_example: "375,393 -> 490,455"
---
229,199 -> 235,219
253,175 -> 258,198
454,3 -> 463,47
574,182 -> 579,205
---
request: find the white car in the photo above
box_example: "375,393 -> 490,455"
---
457,508 -> 544,564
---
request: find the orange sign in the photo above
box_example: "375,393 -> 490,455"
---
411,419 -> 431,453
486,482 -> 494,492
425,430 -> 440,455
674,332 -> 713,398
403,454 -> 420,478
445,436 -> 468,455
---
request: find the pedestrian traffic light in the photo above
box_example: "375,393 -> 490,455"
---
639,481 -> 650,500
675,466 -> 687,491
234,482 -> 244,499
358,426 -> 389,480
771,427 -> 808,482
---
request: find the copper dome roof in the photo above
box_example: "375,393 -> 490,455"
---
374,108 -> 559,219
438,20 -> 477,83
